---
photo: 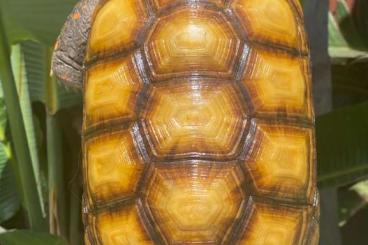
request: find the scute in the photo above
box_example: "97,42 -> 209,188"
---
87,0 -> 149,59
85,56 -> 142,128
305,219 -> 320,245
141,79 -> 247,160
244,120 -> 315,203
232,0 -> 301,49
91,203 -> 153,244
238,201 -> 311,244
145,6 -> 241,80
143,162 -> 246,244
242,48 -> 312,119
85,130 -> 145,205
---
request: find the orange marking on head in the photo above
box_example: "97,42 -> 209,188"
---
62,75 -> 70,81
73,12 -> 81,20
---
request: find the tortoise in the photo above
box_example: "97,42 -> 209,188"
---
52,0 -> 319,244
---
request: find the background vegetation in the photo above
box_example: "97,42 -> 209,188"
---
0,0 -> 367,244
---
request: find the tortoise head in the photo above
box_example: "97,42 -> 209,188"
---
52,0 -> 100,91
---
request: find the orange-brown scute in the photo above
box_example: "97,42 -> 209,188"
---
232,0 -> 304,50
85,129 -> 144,204
244,120 -> 315,203
141,79 -> 247,160
243,48 -> 313,119
92,204 -> 153,244
238,201 -> 312,245
143,162 -> 246,244
87,0 -> 149,60
145,7 -> 241,80
84,56 -> 142,128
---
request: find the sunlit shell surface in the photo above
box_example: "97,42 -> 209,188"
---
83,0 -> 318,244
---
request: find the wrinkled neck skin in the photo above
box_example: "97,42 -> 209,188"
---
52,0 -> 100,91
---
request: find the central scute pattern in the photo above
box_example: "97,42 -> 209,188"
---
83,0 -> 317,244
145,7 -> 240,80
143,162 -> 245,244
141,79 -> 247,160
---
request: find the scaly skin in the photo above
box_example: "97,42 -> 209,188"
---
52,0 -> 100,90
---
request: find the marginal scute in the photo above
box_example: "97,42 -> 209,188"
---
85,130 -> 144,204
242,48 -> 312,118
92,204 -> 153,244
305,219 -> 320,245
85,56 -> 142,127
141,79 -> 247,160
244,121 -> 314,203
143,162 -> 246,244
84,229 -> 92,245
238,202 -> 310,244
145,7 -> 241,80
232,0 -> 300,49
87,0 -> 148,59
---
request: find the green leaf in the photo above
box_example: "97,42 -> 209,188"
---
0,99 -> 6,141
0,15 -> 46,231
10,44 -> 45,215
0,161 -> 20,224
0,141 -> 19,224
338,180 -> 368,227
328,0 -> 368,59
353,0 -> 368,42
0,230 -> 68,245
317,102 -> 368,187
332,62 -> 368,109
351,179 -> 368,201
0,80 -> 20,224
0,0 -> 77,45
329,12 -> 349,48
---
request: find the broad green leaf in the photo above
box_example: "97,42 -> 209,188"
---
328,12 -> 368,59
317,102 -> 368,187
352,0 -> 368,42
0,16 -> 46,231
351,179 -> 368,201
0,99 -> 6,141
332,63 -> 368,109
338,180 -> 368,227
0,0 -> 77,45
328,0 -> 368,59
0,159 -> 20,224
0,230 -> 68,245
0,141 -> 19,223
0,82 -> 20,224
10,45 -> 45,215
329,12 -> 349,48
0,84 -> 5,140
334,0 -> 365,49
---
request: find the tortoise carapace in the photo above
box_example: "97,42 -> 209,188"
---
52,0 -> 319,244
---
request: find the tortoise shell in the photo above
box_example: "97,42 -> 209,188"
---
54,0 -> 319,244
